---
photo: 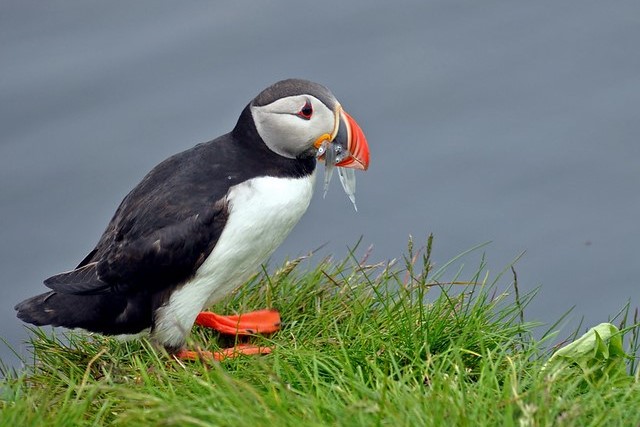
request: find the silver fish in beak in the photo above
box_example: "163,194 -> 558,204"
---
316,107 -> 369,210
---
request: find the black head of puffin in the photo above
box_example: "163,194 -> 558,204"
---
246,79 -> 370,171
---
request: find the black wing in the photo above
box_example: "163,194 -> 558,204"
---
45,140 -> 234,295
45,201 -> 228,295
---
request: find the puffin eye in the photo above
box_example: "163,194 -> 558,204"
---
297,100 -> 313,120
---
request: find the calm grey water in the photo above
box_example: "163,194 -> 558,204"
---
2,1 -> 639,369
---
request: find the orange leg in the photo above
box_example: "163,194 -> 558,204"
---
175,309 -> 281,361
194,309 -> 281,335
176,344 -> 272,361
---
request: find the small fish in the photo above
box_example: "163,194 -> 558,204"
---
338,167 -> 357,211
317,141 -> 358,211
321,141 -> 336,199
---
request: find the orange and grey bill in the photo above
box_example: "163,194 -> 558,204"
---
313,106 -> 370,171
336,110 -> 369,170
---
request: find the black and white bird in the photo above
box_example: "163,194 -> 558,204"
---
15,79 -> 369,360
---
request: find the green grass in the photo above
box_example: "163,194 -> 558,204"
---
2,236 -> 639,426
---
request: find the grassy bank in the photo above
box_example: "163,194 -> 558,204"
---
2,238 -> 639,426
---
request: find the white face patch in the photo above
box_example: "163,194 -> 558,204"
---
251,95 -> 335,159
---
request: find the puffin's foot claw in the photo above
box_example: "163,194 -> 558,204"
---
175,344 -> 272,361
195,309 -> 281,335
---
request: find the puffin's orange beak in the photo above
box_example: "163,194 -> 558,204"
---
314,106 -> 370,170
333,109 -> 369,170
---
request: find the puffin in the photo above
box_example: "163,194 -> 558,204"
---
15,79 -> 370,360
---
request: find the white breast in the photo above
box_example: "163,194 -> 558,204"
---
153,171 -> 316,348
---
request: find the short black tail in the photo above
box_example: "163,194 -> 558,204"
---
15,291 -> 151,336
15,291 -> 64,326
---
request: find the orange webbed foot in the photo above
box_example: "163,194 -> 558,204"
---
175,344 -> 272,362
176,309 -> 280,362
195,309 -> 281,335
